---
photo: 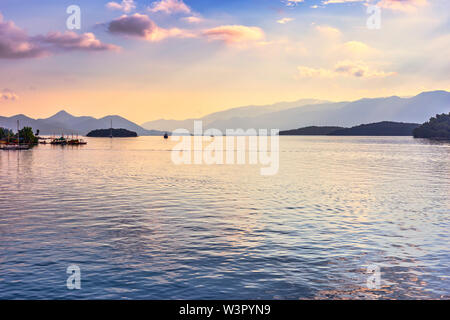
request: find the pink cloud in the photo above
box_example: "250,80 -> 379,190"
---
0,89 -> 19,101
107,13 -> 194,41
277,17 -> 294,24
0,13 -> 119,59
36,32 -> 120,52
0,13 -> 47,59
148,0 -> 191,14
323,0 -> 364,4
202,25 -> 265,45
106,0 -> 136,12
377,0 -> 428,12
297,60 -> 396,78
107,15 -> 266,47
285,0 -> 305,6
323,0 -> 428,12
182,16 -> 204,24
315,25 -> 342,39
106,0 -> 136,13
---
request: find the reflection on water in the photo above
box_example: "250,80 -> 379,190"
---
0,136 -> 449,299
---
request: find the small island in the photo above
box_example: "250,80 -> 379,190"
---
279,126 -> 344,136
413,113 -> 450,139
280,121 -> 420,136
87,128 -> 138,138
329,121 -> 419,136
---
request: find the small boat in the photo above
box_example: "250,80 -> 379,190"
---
50,137 -> 68,145
164,133 -> 169,139
1,144 -> 30,151
67,139 -> 87,145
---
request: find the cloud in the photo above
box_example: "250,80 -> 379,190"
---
148,0 -> 191,14
322,0 -> 365,4
322,0 -> 428,12
106,0 -> 136,13
0,13 -> 47,59
202,25 -> 265,45
297,60 -> 396,78
340,41 -> 374,57
334,60 -> 395,77
107,13 -> 194,41
182,16 -> 204,24
0,89 -> 19,101
315,25 -> 342,39
297,66 -> 335,78
377,0 -> 428,12
108,14 -> 157,38
0,13 -> 118,59
282,40 -> 309,56
310,25 -> 379,59
107,15 -> 265,47
277,18 -> 294,24
36,32 -> 120,52
285,0 -> 304,6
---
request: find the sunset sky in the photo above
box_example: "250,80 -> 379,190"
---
0,0 -> 449,123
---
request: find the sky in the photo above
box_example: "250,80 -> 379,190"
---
0,0 -> 449,123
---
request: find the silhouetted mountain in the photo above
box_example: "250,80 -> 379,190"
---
0,114 -> 63,134
219,91 -> 449,131
0,111 -> 165,136
328,121 -> 420,136
280,126 -> 344,135
142,91 -> 450,132
142,99 -> 328,132
413,113 -> 450,139
2,91 -> 449,136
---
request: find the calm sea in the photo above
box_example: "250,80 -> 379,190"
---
0,136 -> 449,299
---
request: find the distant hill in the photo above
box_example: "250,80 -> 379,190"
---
413,113 -> 450,139
0,110 -> 165,136
142,99 -> 328,132
280,126 -> 344,135
87,128 -> 138,138
328,121 -> 420,136
142,91 -> 450,132
2,90 -> 449,136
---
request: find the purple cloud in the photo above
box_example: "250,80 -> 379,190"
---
0,88 -> 19,101
0,13 -> 47,59
35,32 -> 120,52
108,14 -> 157,38
107,13 -> 194,41
0,12 -> 119,59
148,0 -> 191,14
106,0 -> 136,13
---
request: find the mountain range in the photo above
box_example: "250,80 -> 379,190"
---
142,99 -> 328,132
0,111 -> 164,136
142,90 -> 450,132
1,90 -> 449,135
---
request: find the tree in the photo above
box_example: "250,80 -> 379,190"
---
18,127 -> 38,144
413,112 -> 450,139
0,127 -> 14,140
